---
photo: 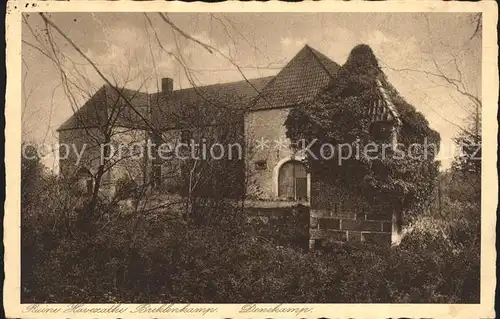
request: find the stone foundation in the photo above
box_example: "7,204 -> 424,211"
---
243,202 -> 393,250
309,209 -> 392,248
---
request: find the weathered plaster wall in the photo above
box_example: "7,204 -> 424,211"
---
244,108 -> 299,200
109,127 -> 149,185
157,129 -> 183,192
58,128 -> 109,181
58,127 -> 150,197
154,123 -> 246,198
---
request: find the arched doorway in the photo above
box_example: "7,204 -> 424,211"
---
278,160 -> 307,201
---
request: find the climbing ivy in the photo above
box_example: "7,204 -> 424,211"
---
285,44 -> 441,216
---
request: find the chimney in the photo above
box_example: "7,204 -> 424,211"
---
161,77 -> 173,94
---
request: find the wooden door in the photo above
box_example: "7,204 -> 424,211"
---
278,161 -> 307,200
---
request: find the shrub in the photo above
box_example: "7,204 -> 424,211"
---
21,164 -> 479,303
22,206 -> 480,303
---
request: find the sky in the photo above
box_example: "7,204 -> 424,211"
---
21,12 -> 481,171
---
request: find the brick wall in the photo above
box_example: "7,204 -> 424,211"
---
310,210 -> 392,247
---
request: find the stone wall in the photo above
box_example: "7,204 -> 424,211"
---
310,209 -> 392,248
309,179 -> 393,247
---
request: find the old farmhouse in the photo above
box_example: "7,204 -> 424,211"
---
57,45 -> 405,247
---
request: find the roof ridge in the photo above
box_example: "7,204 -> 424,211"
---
306,46 -> 336,80
248,45 -> 313,109
170,75 -> 275,94
306,46 -> 341,77
103,83 -> 149,95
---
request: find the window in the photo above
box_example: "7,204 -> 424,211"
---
278,161 -> 307,201
368,96 -> 398,144
255,160 -> 267,170
150,133 -> 163,148
369,98 -> 389,122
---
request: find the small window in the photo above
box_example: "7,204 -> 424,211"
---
370,99 -> 387,122
255,160 -> 267,170
76,168 -> 93,195
150,133 -> 163,145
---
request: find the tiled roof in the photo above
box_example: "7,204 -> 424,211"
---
57,45 -> 341,131
57,77 -> 273,132
57,86 -> 150,131
250,45 -> 340,110
308,46 -> 342,77
149,76 -> 273,130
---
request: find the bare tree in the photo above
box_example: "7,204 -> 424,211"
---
380,14 -> 482,222
22,12 -> 270,230
386,14 -> 481,138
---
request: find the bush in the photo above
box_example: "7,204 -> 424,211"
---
394,211 -> 480,303
21,164 -> 479,303
22,203 -> 479,303
115,176 -> 139,200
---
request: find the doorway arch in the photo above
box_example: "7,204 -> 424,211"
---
273,157 -> 310,201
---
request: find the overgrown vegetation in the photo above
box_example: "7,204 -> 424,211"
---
285,45 -> 441,225
22,142 -> 480,303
